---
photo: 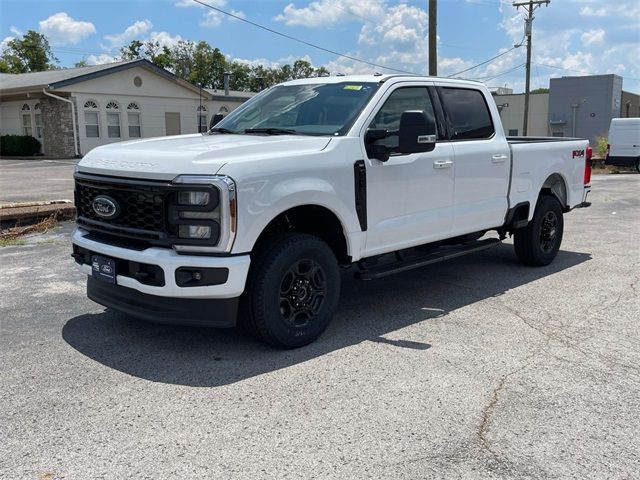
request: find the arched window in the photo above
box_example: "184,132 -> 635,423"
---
218,105 -> 229,114
197,105 -> 208,133
34,103 -> 43,139
105,101 -> 121,138
84,99 -> 100,138
127,102 -> 141,138
21,104 -> 32,135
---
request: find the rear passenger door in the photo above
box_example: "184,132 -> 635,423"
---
438,86 -> 511,235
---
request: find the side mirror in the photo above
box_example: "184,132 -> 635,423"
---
398,110 -> 436,154
209,113 -> 224,129
365,128 -> 390,162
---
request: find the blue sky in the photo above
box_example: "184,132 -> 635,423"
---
1,0 -> 639,92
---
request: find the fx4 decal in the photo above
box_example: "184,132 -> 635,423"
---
572,149 -> 585,158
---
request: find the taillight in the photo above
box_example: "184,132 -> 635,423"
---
584,146 -> 592,185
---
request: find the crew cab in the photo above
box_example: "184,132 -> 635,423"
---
71,75 -> 592,348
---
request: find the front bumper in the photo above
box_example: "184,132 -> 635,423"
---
72,228 -> 250,299
87,276 -> 238,327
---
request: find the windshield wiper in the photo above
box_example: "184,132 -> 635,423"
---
209,127 -> 237,134
244,128 -> 301,135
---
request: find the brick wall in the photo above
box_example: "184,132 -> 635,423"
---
41,96 -> 79,157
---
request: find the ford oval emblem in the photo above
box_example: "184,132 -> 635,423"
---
92,195 -> 119,219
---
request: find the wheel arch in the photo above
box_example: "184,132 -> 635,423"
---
540,172 -> 569,211
251,204 -> 351,264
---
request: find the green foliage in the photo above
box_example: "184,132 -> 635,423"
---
117,39 -> 329,91
595,136 -> 608,158
531,88 -> 549,94
1,30 -> 328,91
0,30 -> 57,73
0,135 -> 42,156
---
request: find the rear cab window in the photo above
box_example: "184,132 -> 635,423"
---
439,87 -> 494,140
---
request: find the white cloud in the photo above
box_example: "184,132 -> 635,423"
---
103,20 -> 153,49
148,31 -> 184,49
9,26 -> 22,37
1,36 -> 14,52
581,28 -> 605,46
579,6 -> 608,17
86,53 -> 119,65
176,0 -> 245,28
200,10 -> 222,27
39,12 -> 96,45
276,0 -> 386,28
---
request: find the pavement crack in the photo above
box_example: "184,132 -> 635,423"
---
477,355 -> 538,457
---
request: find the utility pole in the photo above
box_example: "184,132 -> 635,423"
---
428,0 -> 437,76
513,0 -> 549,136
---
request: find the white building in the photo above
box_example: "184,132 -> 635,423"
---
0,59 -> 253,157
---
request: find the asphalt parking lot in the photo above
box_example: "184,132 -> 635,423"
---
0,159 -> 78,205
1,174 -> 638,479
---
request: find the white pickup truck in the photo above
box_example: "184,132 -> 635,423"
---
72,75 -> 592,348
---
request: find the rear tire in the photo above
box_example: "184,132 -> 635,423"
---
514,195 -> 564,266
239,233 -> 340,348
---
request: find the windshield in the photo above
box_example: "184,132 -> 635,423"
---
212,82 -> 379,136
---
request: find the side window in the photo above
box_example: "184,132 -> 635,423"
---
369,87 -> 436,153
440,88 -> 494,140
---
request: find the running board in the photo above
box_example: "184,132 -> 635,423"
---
355,238 -> 501,281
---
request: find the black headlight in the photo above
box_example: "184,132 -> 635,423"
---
170,175 -> 236,253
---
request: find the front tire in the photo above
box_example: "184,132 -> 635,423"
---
514,195 -> 564,266
239,233 -> 341,348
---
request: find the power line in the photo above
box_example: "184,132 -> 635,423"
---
189,0 -> 418,74
447,46 -> 521,77
474,62 -> 526,81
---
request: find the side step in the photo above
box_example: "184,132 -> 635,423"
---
355,238 -> 501,281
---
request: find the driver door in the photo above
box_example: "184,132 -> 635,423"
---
362,85 -> 455,257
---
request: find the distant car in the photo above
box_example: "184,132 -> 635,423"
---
605,118 -> 640,172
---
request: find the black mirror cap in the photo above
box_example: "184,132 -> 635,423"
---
209,114 -> 224,129
366,128 -> 388,142
399,110 -> 436,154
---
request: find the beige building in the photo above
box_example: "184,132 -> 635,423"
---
0,59 -> 253,157
492,92 -> 550,137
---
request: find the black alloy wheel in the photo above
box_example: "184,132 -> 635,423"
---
539,210 -> 559,254
240,232 -> 340,348
514,195 -> 564,266
279,259 -> 327,328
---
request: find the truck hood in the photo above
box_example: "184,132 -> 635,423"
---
78,133 -> 333,180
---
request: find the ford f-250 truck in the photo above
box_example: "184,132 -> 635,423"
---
72,75 -> 592,348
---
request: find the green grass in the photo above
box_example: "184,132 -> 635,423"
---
0,238 -> 27,247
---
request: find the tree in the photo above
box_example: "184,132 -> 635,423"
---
0,30 -> 57,73
531,87 -> 549,94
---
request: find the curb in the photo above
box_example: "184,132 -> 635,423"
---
0,200 -> 76,224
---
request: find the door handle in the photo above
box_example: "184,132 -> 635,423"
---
433,160 -> 454,169
491,154 -> 508,163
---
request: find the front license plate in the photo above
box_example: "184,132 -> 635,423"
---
91,255 -> 116,284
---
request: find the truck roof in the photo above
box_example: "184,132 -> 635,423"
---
280,74 -> 485,87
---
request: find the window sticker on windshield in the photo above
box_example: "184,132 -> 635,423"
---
344,85 -> 363,91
